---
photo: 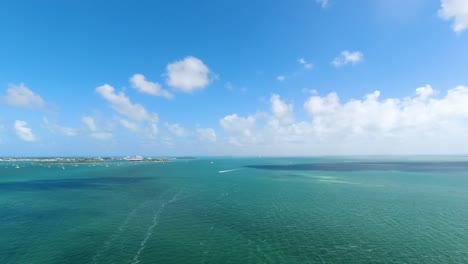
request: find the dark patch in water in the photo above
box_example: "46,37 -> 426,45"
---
246,162 -> 468,173
267,174 -> 312,180
0,177 -> 149,192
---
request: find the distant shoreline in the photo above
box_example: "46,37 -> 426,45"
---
0,156 -> 195,164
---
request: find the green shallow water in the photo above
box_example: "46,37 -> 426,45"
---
1,157 -> 468,263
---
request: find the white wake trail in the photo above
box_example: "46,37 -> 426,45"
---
131,190 -> 183,264
93,190 -> 173,264
92,200 -> 149,264
218,168 -> 242,174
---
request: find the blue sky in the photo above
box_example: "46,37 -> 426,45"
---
1,0 -> 468,156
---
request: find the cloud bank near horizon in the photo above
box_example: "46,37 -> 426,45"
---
4,80 -> 468,155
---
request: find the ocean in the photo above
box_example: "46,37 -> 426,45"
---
1,157 -> 468,263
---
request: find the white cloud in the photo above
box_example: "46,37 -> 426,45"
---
96,84 -> 154,121
303,85 -> 468,136
277,75 -> 286,82
165,123 -> 187,137
14,120 -> 37,142
415,84 -> 435,100
300,85 -> 468,153
96,84 -> 159,138
166,56 -> 211,92
332,50 -> 364,67
213,85 -> 468,155
316,0 -> 329,8
219,113 -> 265,148
298,58 -> 313,69
220,114 -> 256,137
82,116 -> 112,140
270,94 -> 294,124
82,116 -> 98,132
5,83 -> 44,109
438,0 -> 468,33
130,74 -> 173,99
148,122 -> 159,139
217,97 -> 294,148
119,119 -> 139,132
304,92 -> 340,115
43,117 -> 77,136
197,128 -> 217,142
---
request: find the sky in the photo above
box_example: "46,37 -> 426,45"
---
1,0 -> 468,156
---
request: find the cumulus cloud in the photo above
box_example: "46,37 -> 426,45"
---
270,94 -> 294,124
332,51 -> 364,67
298,58 -> 313,69
219,113 -> 264,148
316,0 -> 329,8
96,84 -> 155,121
303,85 -> 468,138
220,114 -> 256,137
14,120 -> 37,142
5,83 -> 44,109
96,84 -> 159,138
130,74 -> 173,99
300,85 -> 468,153
166,56 -> 211,92
415,84 -> 435,100
304,92 -> 340,115
215,85 -> 468,155
43,117 -> 77,136
438,0 -> 468,33
277,75 -> 286,82
197,128 -> 217,142
165,123 -> 187,137
82,116 -> 112,140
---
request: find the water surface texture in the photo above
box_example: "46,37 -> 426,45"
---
1,157 -> 468,263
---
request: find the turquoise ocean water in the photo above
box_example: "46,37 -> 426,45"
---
1,157 -> 468,263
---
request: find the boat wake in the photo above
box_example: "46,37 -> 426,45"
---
93,190 -> 175,264
131,189 -> 183,264
92,199 -> 150,264
218,168 -> 242,174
